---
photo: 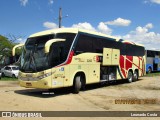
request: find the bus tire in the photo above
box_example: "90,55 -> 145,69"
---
73,76 -> 82,94
127,71 -> 133,83
133,71 -> 138,82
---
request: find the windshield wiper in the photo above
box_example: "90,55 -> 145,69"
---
30,51 -> 37,72
22,50 -> 37,72
31,55 -> 37,72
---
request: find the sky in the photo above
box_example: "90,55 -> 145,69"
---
0,0 -> 160,50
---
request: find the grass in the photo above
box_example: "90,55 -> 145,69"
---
145,72 -> 160,77
0,76 -> 18,81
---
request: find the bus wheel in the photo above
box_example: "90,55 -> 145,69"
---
133,71 -> 138,82
127,71 -> 133,83
73,76 -> 82,94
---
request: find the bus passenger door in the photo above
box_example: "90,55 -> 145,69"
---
51,43 -> 65,88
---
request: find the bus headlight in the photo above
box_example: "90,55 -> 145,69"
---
37,72 -> 52,79
19,72 -> 52,81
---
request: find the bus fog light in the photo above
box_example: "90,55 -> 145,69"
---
44,82 -> 48,85
37,72 -> 52,79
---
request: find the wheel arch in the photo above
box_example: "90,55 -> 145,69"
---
71,71 -> 86,86
127,68 -> 133,78
134,69 -> 139,76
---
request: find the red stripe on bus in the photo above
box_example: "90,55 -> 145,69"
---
56,50 -> 74,67
120,55 -> 126,78
126,56 -> 133,70
120,55 -> 145,78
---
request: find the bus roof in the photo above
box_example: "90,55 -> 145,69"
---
29,28 -> 78,38
29,28 -> 144,47
146,49 -> 160,52
29,28 -> 116,39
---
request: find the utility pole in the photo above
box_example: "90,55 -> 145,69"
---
58,7 -> 68,28
59,7 -> 62,28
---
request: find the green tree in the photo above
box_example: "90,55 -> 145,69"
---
0,35 -> 13,57
0,35 -> 23,66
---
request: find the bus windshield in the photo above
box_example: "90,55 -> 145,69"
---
20,33 -> 76,73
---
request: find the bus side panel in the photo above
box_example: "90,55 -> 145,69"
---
69,64 -> 88,86
119,55 -> 130,79
119,55 -> 145,79
143,55 -> 146,75
51,67 -> 64,88
88,64 -> 100,83
68,53 -> 101,86
63,65 -> 70,87
116,69 -> 122,80
132,56 -> 145,77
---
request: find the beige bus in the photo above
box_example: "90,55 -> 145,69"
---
13,28 -> 146,93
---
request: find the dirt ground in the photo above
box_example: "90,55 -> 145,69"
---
0,76 -> 160,120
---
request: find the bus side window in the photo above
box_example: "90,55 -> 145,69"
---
92,38 -> 103,53
75,34 -> 93,54
59,46 -> 65,61
126,44 -> 145,56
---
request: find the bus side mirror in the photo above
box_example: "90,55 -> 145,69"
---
44,39 -> 66,53
12,44 -> 24,56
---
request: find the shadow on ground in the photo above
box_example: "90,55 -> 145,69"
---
14,79 -> 142,98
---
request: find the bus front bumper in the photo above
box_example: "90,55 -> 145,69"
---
19,79 -> 52,89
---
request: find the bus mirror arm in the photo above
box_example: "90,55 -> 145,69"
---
12,43 -> 24,56
44,39 -> 66,53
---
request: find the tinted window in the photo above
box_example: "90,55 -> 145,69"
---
75,34 -> 117,54
49,33 -> 76,67
92,38 -> 103,53
75,33 -> 145,56
75,34 -> 94,54
5,67 -> 11,70
12,67 -> 19,70
103,38 -> 117,48
147,50 -> 160,57
55,33 -> 76,56
92,37 -> 116,53
25,34 -> 54,50
116,42 -> 126,55
126,44 -> 145,56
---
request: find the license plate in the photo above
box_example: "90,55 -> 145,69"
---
26,82 -> 32,86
